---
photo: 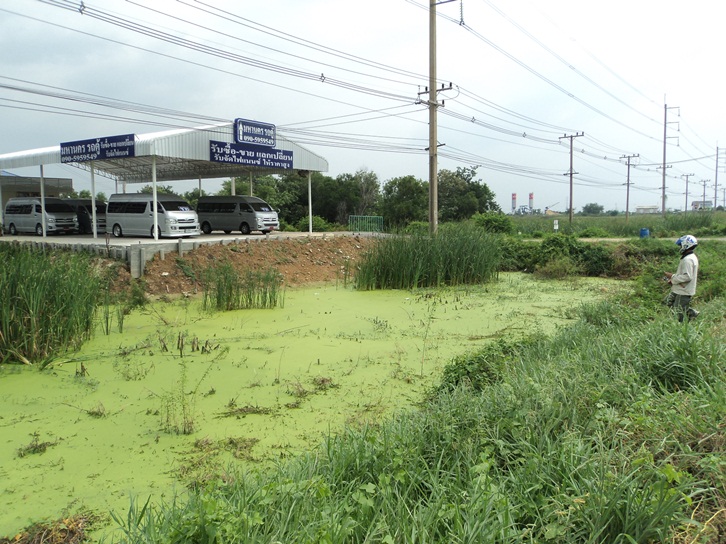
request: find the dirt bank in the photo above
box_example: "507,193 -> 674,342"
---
139,234 -> 374,296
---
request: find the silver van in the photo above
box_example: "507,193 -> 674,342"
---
3,197 -> 78,235
65,198 -> 107,235
196,196 -> 280,235
106,193 -> 200,238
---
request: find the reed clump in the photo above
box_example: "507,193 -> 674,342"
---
0,244 -> 102,365
356,223 -> 501,290
201,261 -> 284,311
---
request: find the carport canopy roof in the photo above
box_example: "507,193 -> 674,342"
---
0,122 -> 328,184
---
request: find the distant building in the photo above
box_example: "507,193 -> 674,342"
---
635,205 -> 659,214
0,172 -> 74,216
691,201 -> 713,211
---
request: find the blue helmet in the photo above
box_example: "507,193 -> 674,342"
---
676,234 -> 698,254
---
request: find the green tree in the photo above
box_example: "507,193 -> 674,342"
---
581,203 -> 605,215
219,173 -> 309,227
379,175 -> 428,227
438,167 -> 500,222
58,189 -> 78,198
139,184 -> 176,195
182,188 -> 207,209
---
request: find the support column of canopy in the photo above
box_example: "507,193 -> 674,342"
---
307,171 -> 312,233
90,161 -> 98,239
40,165 -> 47,238
152,154 -> 159,240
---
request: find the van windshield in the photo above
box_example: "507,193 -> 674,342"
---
250,202 -> 273,212
45,202 -> 75,213
159,201 -> 192,212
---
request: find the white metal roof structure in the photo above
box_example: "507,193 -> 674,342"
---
0,122 -> 328,183
0,122 -> 328,238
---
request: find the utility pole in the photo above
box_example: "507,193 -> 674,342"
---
715,147 -> 723,209
700,179 -> 711,210
560,132 -> 584,224
661,103 -> 679,216
425,0 -> 455,236
621,153 -> 638,223
681,173 -> 694,212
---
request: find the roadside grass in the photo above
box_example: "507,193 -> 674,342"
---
107,295 -> 725,543
509,210 -> 725,238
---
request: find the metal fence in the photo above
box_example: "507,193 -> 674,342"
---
348,215 -> 384,232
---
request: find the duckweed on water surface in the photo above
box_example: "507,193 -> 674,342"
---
0,273 -> 620,537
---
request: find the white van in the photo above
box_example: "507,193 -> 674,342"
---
196,196 -> 279,235
3,197 -> 78,235
106,193 -> 200,238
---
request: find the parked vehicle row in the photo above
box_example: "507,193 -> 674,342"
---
2,194 -> 279,238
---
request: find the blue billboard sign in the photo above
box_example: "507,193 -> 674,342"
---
60,134 -> 135,163
210,141 -> 293,170
234,118 -> 276,147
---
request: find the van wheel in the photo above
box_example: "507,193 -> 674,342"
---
240,223 -> 251,235
201,222 -> 212,235
151,226 -> 162,239
35,224 -> 44,236
112,224 -> 123,237
8,224 -> 17,235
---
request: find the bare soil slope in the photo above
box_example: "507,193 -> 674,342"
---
141,234 -> 373,296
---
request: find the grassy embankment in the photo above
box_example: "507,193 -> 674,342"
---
105,224 -> 725,543
2,220 -> 724,542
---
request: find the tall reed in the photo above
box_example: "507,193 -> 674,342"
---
0,244 -> 102,365
355,223 -> 501,290
201,261 -> 283,311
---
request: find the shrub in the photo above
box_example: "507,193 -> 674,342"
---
295,215 -> 333,232
534,255 -> 582,279
470,212 -> 513,234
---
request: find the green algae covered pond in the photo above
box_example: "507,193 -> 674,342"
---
0,273 -> 623,537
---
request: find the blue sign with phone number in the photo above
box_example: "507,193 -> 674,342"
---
60,134 -> 135,163
234,118 -> 276,147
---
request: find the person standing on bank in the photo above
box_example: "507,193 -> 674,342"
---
664,234 -> 699,322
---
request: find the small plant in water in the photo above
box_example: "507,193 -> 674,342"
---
17,432 -> 57,458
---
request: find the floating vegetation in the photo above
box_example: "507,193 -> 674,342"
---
217,403 -> 274,418
17,432 -> 58,458
0,511 -> 102,544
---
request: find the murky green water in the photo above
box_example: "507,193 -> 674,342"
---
0,273 -> 623,536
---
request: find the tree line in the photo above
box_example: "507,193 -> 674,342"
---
140,166 -> 501,230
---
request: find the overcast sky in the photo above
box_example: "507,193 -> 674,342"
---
1,0 -> 724,213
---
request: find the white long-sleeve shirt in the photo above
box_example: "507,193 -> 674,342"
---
670,253 -> 699,296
